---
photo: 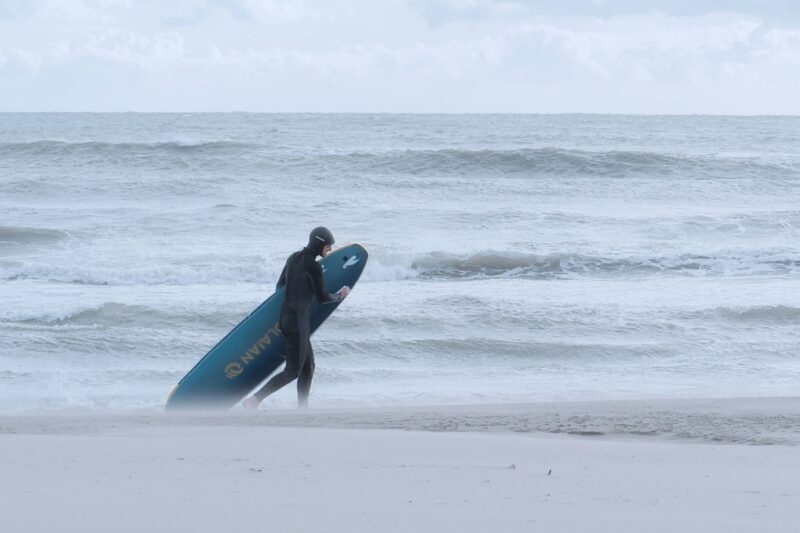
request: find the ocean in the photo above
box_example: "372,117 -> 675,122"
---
1,113 -> 798,411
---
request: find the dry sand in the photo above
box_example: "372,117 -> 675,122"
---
1,398 -> 798,533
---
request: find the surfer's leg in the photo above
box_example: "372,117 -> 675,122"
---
253,327 -> 303,401
297,340 -> 315,408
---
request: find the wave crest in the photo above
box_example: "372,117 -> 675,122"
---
697,305 -> 800,323
0,140 -> 253,157
403,250 -> 800,280
4,143 -> 792,180
332,148 -> 793,179
0,226 -> 68,245
2,249 -> 798,285
5,302 -> 241,328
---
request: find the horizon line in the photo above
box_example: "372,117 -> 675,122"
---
2,111 -> 800,117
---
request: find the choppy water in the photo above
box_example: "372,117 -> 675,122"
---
1,113 -> 799,410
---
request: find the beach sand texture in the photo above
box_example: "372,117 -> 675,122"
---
1,398 -> 798,533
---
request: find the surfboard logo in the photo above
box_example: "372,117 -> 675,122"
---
226,322 -> 282,379
343,255 -> 360,269
225,362 -> 243,379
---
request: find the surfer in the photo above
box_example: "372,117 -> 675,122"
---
243,227 -> 350,409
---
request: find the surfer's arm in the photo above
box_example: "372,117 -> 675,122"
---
276,262 -> 287,290
309,261 -> 340,303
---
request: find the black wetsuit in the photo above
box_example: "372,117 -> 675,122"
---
253,246 -> 339,406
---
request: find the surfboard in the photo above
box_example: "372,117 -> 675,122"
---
166,244 -> 368,410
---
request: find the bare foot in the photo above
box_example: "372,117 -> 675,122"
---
243,396 -> 260,410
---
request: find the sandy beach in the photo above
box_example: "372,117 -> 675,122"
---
1,398 -> 798,533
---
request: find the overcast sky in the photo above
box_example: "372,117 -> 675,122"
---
1,0 -> 799,113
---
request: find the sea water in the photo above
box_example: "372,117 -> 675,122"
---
1,113 -> 798,410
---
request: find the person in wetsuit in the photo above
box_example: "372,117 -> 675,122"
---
243,227 -> 350,409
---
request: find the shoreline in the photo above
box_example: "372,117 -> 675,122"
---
2,396 -> 798,445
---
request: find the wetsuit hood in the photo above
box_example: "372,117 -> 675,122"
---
307,226 -> 335,256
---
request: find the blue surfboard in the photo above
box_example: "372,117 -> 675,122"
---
166,244 -> 368,410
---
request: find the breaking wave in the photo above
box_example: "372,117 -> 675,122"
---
402,250 -> 800,280
3,249 -> 798,285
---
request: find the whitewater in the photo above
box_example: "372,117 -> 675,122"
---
1,113 -> 798,410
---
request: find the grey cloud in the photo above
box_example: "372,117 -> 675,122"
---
2,1 -> 800,112
209,0 -> 319,24
409,0 -> 800,26
0,1 -> 32,20
210,0 -> 254,23
161,8 -> 210,28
